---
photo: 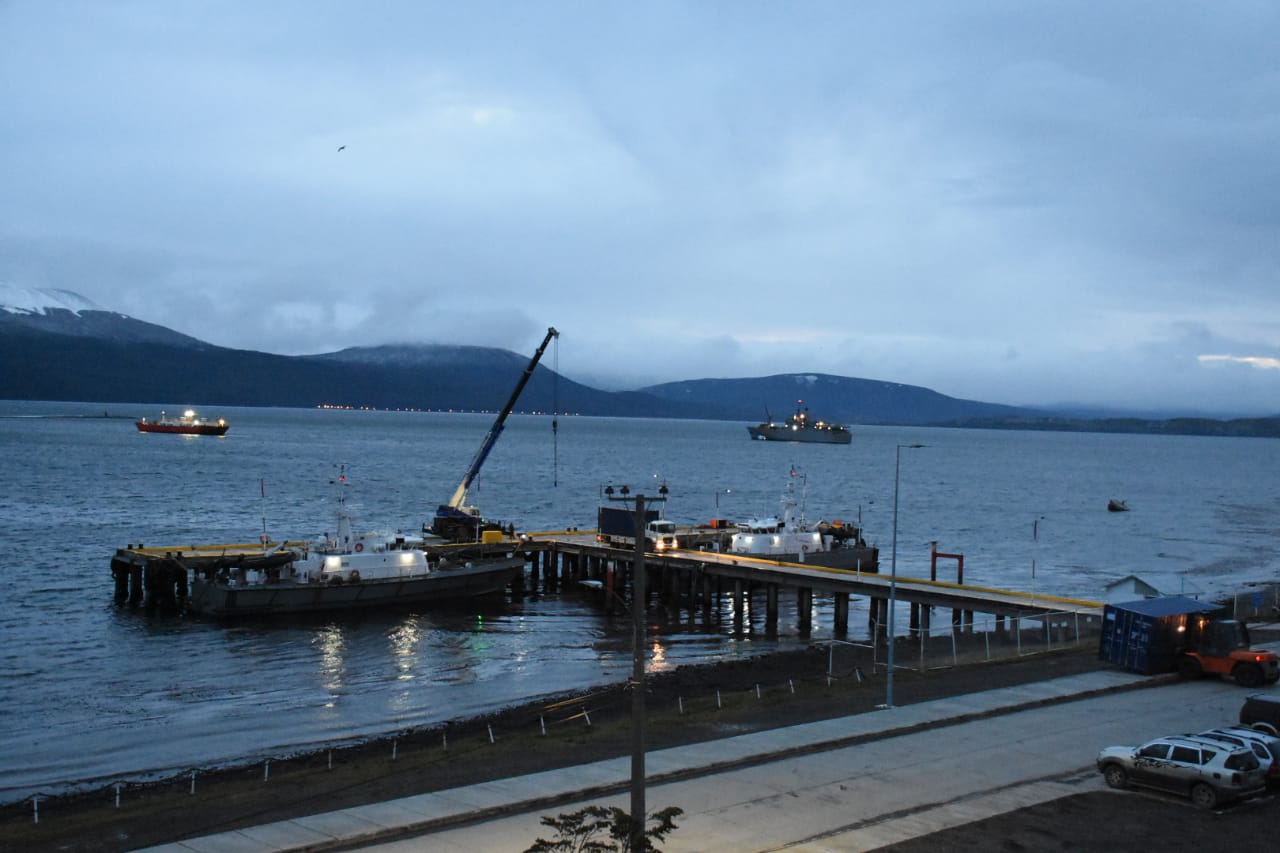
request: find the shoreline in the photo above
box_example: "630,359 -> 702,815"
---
2,646 -> 830,807
10,617 -> 1277,852
4,640 -> 1112,853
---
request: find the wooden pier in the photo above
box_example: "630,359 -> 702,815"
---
111,529 -> 1103,636
517,531 -> 1104,640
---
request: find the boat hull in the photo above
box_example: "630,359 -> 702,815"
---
747,425 -> 851,445
730,544 -> 879,571
136,422 -> 229,436
186,555 -> 524,617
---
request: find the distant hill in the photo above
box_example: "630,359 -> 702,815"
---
3,286 -> 1278,437
0,288 -> 712,416
938,414 -> 1280,438
642,373 -> 1039,426
0,325 -> 720,417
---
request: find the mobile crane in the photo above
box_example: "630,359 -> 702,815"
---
431,326 -> 559,542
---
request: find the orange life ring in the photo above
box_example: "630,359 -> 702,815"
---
354,542 -> 364,553
349,569 -> 361,582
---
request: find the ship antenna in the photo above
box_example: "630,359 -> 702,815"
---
800,470 -> 808,528
330,463 -> 351,547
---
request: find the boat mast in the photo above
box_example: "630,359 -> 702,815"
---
326,464 -> 352,548
781,469 -> 808,530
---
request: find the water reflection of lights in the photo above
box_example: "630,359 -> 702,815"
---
317,626 -> 347,705
648,637 -> 671,673
493,614 -> 532,670
389,620 -> 422,682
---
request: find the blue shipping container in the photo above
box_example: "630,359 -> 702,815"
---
1098,596 -> 1222,675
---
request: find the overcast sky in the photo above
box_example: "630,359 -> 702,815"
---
3,2 -> 1279,414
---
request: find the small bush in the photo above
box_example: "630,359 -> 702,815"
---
526,804 -> 684,853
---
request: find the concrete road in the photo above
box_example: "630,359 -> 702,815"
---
366,679 -> 1262,852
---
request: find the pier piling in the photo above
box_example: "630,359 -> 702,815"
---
105,533 -> 1100,647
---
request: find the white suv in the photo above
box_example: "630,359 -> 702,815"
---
1097,735 -> 1266,808
1197,727 -> 1280,787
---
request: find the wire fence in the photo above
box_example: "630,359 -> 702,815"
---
1225,584 -> 1280,623
824,609 -> 1104,678
5,614 -> 1101,837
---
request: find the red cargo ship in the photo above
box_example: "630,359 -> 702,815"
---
136,409 -> 229,436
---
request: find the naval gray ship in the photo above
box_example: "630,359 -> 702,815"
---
747,402 -> 852,444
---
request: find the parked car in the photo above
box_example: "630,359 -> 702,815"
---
1239,692 -> 1280,735
1096,735 -> 1266,808
1196,727 -> 1280,786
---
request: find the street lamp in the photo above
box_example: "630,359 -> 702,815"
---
605,482 -> 667,849
886,443 -> 925,709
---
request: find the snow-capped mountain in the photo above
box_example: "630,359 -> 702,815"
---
0,285 -> 108,316
0,284 -> 207,347
0,283 -> 637,415
8,285 -> 1249,430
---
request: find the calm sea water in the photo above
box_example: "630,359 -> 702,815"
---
2,400 -> 1278,801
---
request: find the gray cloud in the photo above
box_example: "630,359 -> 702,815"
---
3,1 -> 1278,414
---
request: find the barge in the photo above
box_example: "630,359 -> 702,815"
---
110,539 -> 524,617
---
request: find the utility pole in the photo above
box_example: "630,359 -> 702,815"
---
886,443 -> 924,709
630,493 -> 646,850
604,481 -> 668,849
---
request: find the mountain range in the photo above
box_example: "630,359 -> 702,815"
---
3,286 -> 1277,436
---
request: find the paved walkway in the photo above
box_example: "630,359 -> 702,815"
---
136,668 -> 1162,853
